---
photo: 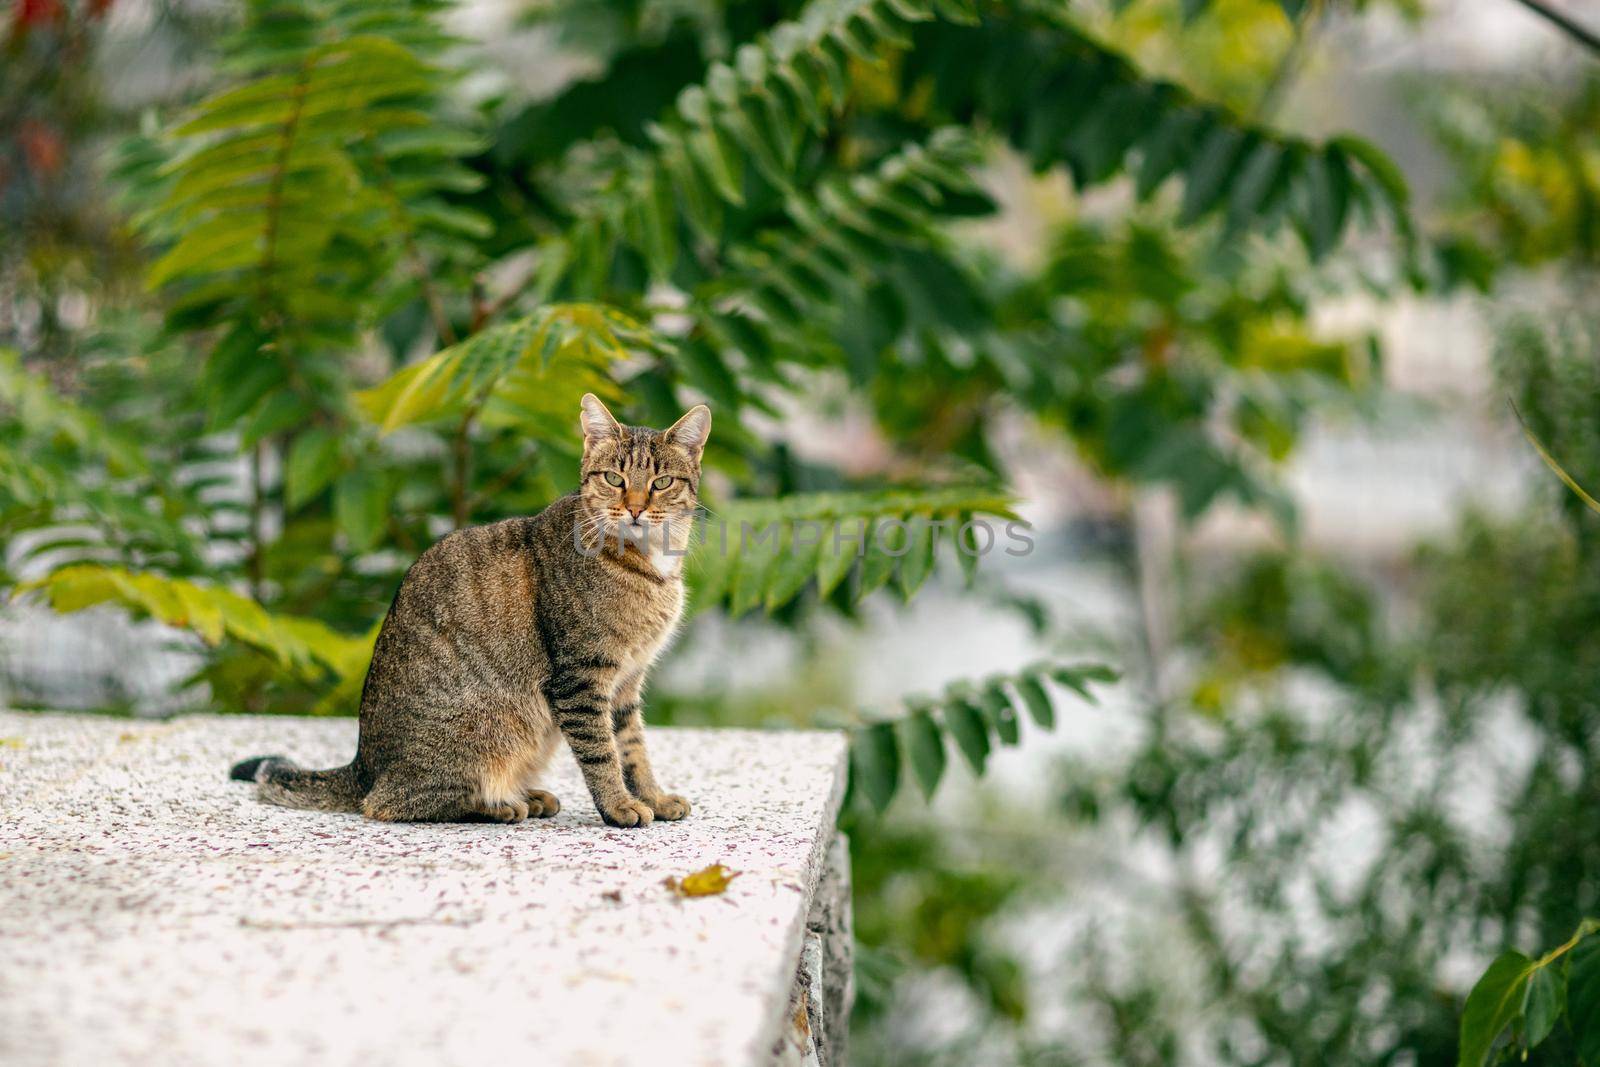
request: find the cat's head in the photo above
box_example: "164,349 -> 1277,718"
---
576,393 -> 710,543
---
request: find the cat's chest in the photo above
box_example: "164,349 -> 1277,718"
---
609,581 -> 684,668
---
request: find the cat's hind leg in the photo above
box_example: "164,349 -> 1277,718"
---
505,727 -> 561,817
362,771 -> 527,823
523,789 -> 560,817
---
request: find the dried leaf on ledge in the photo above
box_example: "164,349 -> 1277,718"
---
665,863 -> 740,898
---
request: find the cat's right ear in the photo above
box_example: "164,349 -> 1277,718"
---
579,393 -> 621,446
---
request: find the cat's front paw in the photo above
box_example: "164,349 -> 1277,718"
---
644,793 -> 691,821
599,796 -> 655,828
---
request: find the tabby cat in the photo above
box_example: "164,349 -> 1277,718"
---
229,394 -> 710,826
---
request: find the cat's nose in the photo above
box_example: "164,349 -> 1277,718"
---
626,504 -> 645,520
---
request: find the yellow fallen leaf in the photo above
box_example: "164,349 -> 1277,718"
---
665,863 -> 740,898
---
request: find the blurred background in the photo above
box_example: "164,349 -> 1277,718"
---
3,0 -> 1598,1062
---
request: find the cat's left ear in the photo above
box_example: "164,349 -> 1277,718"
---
666,404 -> 711,459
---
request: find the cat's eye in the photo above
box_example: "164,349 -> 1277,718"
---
651,475 -> 673,491
603,472 -> 624,487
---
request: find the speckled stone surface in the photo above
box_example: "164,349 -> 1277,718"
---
0,712 -> 849,1067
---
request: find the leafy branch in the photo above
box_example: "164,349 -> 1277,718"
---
546,0 -> 971,291
16,564 -> 373,686
909,5 -> 1411,259
354,302 -> 662,436
0,350 -> 205,577
689,485 -> 1022,616
1458,918 -> 1600,1067
1511,399 -> 1600,515
847,661 -> 1119,811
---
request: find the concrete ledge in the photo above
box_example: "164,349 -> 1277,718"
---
0,712 -> 850,1067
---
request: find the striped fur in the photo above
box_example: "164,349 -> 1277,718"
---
228,394 -> 710,826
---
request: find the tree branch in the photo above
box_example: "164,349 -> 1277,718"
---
1508,0 -> 1600,56
466,447 -> 542,514
1255,0 -> 1324,120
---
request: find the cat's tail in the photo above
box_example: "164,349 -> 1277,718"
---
229,755 -> 364,813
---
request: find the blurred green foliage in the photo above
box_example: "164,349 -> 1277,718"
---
4,0 -> 1599,1062
1,0 -> 1393,709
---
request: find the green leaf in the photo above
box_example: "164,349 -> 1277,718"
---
1227,140 -> 1286,227
688,124 -> 745,206
407,200 -> 493,240
1458,951 -> 1533,1067
899,708 -> 947,800
728,522 -> 783,617
1305,147 -> 1351,259
689,525 -> 737,606
637,168 -> 679,279
1330,134 -> 1409,212
764,525 -> 823,611
333,469 -> 389,553
954,512 -> 981,586
897,518 -> 937,600
1522,963 -> 1564,1049
944,697 -> 991,774
1051,664 -> 1105,705
1016,674 -> 1054,729
858,521 -> 903,597
851,722 -> 901,812
1180,123 -> 1248,224
239,390 -> 305,448
980,683 -> 1020,745
1135,108 -> 1201,200
817,519 -> 865,597
284,428 -> 343,510
929,0 -> 978,25
1571,932 -> 1600,1065
204,327 -> 281,429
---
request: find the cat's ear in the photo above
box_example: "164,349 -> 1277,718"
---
579,393 -> 621,445
666,404 -> 711,458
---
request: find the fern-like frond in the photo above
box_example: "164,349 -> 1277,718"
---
546,0 -> 966,291
139,0 -> 488,429
354,302 -> 667,436
17,565 -> 372,683
848,660 -> 1119,810
906,8 -> 1409,259
147,36 -> 434,296
660,128 -> 989,408
0,351 -> 205,578
689,485 -> 1021,616
548,0 -> 1407,304
0,349 -> 144,477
